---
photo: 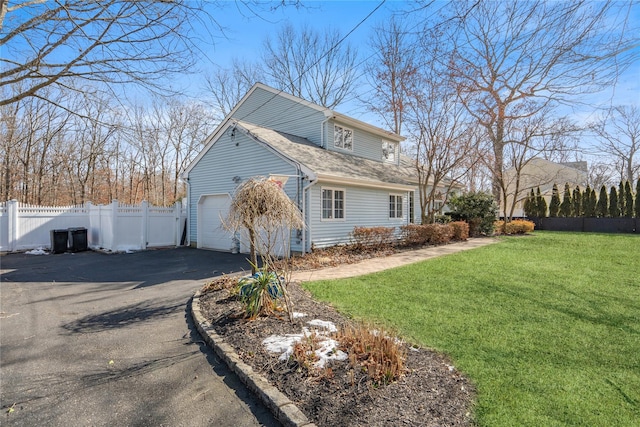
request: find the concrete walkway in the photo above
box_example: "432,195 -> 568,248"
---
292,237 -> 499,282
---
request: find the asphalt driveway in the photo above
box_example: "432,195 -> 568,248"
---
0,247 -> 280,427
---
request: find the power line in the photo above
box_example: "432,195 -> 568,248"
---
234,0 -> 387,123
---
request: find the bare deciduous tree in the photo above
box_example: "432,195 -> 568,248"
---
362,16 -> 418,135
203,59 -> 265,121
261,23 -> 358,109
444,0 -> 638,205
0,0 -> 222,108
499,113 -> 581,220
591,105 -> 640,184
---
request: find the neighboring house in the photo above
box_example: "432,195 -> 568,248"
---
183,83 -> 456,254
502,158 -> 588,218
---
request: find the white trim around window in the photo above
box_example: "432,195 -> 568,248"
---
382,140 -> 397,163
333,124 -> 353,151
389,193 -> 404,219
321,187 -> 346,221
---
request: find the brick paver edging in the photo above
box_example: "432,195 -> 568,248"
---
191,289 -> 317,427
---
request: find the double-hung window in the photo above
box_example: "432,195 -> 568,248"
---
334,125 -> 353,150
389,194 -> 403,219
322,188 -> 345,220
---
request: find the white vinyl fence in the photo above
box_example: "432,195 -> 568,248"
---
0,200 -> 186,253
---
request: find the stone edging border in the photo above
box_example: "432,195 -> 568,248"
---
191,289 -> 317,427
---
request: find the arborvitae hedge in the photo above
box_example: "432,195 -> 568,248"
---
597,185 -> 608,217
572,186 -> 582,217
609,186 -> 619,218
549,184 -> 560,217
619,182 -> 626,215
624,181 -> 634,217
560,183 -> 572,217
536,187 -> 547,217
525,180 -> 638,219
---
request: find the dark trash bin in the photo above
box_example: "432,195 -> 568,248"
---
50,229 -> 68,254
68,227 -> 88,252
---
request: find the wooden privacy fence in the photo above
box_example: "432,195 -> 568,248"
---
0,200 -> 186,253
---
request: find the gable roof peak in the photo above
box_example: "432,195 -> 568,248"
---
235,83 -> 404,142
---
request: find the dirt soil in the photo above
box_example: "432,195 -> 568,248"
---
199,258 -> 476,426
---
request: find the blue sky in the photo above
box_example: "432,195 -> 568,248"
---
181,0 -> 405,120
181,0 -> 639,128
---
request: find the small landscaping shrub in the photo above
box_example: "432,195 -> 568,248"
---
234,264 -> 284,319
449,221 -> 469,241
494,220 -> 535,235
423,223 -> 453,245
337,324 -> 407,386
351,226 -> 396,250
448,192 -> 497,236
399,224 -> 430,246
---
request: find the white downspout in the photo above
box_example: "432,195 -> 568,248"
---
302,177 -> 317,253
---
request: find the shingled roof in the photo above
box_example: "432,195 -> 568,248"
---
236,120 -> 417,190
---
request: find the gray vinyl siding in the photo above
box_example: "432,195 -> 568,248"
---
232,87 -> 325,145
188,130 -> 302,252
308,184 -> 410,248
327,119 -> 398,165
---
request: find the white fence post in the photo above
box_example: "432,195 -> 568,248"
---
110,200 -> 118,252
7,199 -> 18,252
174,201 -> 181,247
141,200 -> 148,250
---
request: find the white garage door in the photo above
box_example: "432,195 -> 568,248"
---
198,194 -> 233,251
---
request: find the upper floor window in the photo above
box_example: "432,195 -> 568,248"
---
334,125 -> 353,151
382,141 -> 397,162
322,188 -> 345,220
389,194 -> 403,219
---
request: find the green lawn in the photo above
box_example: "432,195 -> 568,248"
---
302,232 -> 640,426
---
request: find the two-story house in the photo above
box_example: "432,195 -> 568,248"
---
183,83 -> 446,254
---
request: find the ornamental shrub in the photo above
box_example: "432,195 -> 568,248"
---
235,264 -> 284,320
423,223 -> 453,245
495,220 -> 535,235
448,192 -> 497,236
449,221 -> 469,241
399,224 -> 429,246
351,226 -> 396,250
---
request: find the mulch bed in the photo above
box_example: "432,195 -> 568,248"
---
198,274 -> 475,426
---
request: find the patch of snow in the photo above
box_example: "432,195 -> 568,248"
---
263,320 -> 347,368
307,319 -> 337,332
25,247 -> 49,255
292,312 -> 307,318
312,338 -> 348,368
262,334 -> 305,360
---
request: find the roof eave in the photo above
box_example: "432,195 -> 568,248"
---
316,173 -> 415,191
329,112 -> 405,142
